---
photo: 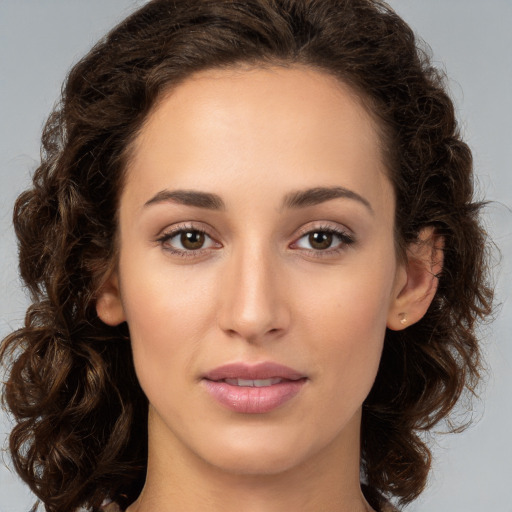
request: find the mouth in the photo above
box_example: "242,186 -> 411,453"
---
201,362 -> 307,414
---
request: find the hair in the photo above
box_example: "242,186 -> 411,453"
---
1,1 -> 493,511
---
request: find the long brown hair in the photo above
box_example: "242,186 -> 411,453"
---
1,1 -> 493,510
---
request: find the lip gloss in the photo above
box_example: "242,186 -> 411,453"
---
202,379 -> 306,413
201,362 -> 307,413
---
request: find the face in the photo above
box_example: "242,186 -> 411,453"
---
99,66 -> 410,477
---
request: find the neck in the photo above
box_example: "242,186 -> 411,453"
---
127,408 -> 374,512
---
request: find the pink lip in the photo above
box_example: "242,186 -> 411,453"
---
202,362 -> 307,414
203,362 -> 305,381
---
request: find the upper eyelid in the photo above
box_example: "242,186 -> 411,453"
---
293,221 -> 354,238
156,221 -> 217,239
154,220 -> 355,245
293,229 -> 353,244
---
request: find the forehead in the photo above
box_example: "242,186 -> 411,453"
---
124,65 -> 392,214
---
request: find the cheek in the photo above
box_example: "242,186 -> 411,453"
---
297,258 -> 395,334
294,259 -> 396,392
118,260 -> 218,394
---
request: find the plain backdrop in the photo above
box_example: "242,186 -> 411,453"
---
1,1 -> 511,511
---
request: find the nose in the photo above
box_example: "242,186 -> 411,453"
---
217,243 -> 290,343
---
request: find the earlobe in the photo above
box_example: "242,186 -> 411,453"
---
387,227 -> 444,331
95,272 -> 126,326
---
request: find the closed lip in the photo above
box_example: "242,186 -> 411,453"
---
202,362 -> 306,382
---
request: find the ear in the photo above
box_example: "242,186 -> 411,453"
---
387,227 -> 444,331
95,272 -> 126,326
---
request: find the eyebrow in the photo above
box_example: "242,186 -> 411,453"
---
144,189 -> 225,210
143,186 -> 373,214
283,186 -> 374,214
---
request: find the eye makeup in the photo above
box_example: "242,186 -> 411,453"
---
289,222 -> 356,259
156,222 -> 222,259
155,219 -> 356,261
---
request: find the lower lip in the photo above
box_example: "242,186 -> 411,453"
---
202,379 -> 306,414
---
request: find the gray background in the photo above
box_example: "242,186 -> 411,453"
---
1,1 -> 510,510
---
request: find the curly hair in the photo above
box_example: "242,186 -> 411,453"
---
1,1 -> 493,511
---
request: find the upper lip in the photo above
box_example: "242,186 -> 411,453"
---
203,362 -> 305,381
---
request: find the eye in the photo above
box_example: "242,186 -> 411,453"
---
176,230 -> 208,250
157,226 -> 220,254
292,227 -> 355,252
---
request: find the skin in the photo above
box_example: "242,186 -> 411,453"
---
97,65 -> 440,512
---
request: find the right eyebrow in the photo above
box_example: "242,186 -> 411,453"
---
283,186 -> 374,215
143,189 -> 226,210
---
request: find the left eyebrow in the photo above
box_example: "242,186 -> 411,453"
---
282,186 -> 374,215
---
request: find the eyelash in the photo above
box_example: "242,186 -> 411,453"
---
156,223 -> 355,259
156,223 -> 221,259
290,224 -> 355,257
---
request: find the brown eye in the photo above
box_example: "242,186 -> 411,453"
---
292,227 -> 355,254
180,230 -> 205,250
308,231 -> 333,250
159,227 -> 218,254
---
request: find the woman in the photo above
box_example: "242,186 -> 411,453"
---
0,1 -> 493,511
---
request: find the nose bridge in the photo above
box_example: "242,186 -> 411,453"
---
219,237 -> 288,341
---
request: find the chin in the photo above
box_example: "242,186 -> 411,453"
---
206,448 -> 304,477
193,425 -> 323,477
